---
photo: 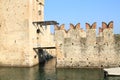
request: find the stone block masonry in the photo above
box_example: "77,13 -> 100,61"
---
55,21 -> 120,68
0,0 -> 54,67
0,0 -> 119,68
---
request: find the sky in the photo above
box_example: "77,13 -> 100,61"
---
44,0 -> 120,34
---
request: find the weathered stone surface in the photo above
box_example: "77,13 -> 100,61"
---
55,22 -> 120,68
0,0 -> 119,68
0,0 -> 56,67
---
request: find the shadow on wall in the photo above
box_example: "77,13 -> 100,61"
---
37,49 -> 53,64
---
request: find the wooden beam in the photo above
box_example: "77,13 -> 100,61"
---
33,47 -> 56,49
33,21 -> 59,26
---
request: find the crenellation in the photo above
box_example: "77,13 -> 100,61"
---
102,21 -> 113,30
54,24 -> 65,30
0,0 -> 120,68
55,21 -> 120,68
75,23 -> 81,29
69,23 -> 80,30
86,22 -> 96,29
99,27 -> 103,32
102,22 -> 108,29
86,22 -> 96,47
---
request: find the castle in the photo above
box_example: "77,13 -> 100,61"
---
0,0 -> 120,68
0,0 -> 55,67
55,21 -> 120,68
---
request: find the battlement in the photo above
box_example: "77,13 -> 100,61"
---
55,21 -> 119,68
86,22 -> 96,29
102,21 -> 113,29
55,21 -> 113,38
99,21 -> 113,33
55,21 -> 113,30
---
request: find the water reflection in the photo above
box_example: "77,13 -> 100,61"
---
57,68 -> 104,80
107,76 -> 120,80
0,58 -> 119,80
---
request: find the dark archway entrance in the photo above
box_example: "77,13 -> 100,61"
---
33,47 -> 56,64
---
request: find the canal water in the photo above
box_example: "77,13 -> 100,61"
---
0,58 -> 119,80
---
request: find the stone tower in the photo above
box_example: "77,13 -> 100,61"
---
0,0 -> 44,67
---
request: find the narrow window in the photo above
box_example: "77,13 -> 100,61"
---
38,10 -> 41,15
72,43 -> 74,45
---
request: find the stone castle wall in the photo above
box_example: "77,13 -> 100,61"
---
55,21 -> 120,68
0,0 -> 119,68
